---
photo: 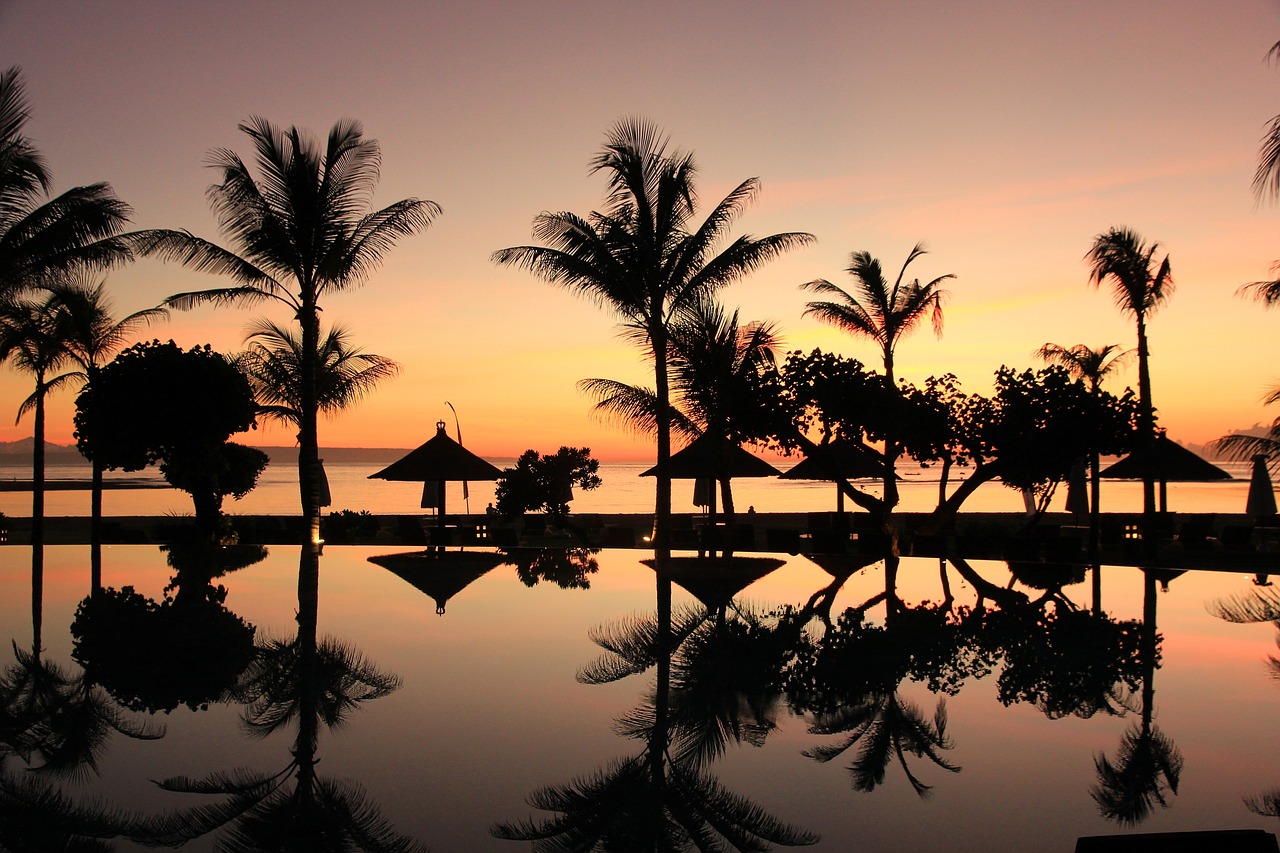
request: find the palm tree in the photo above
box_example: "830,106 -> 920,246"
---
234,318 -> 398,429
0,291 -> 79,546
494,118 -> 812,550
45,277 -> 167,556
1085,228 -> 1174,522
1036,343 -> 1133,561
0,67 -> 134,296
130,116 -> 439,545
1214,386 -> 1280,472
581,300 -> 780,529
801,243 -> 954,517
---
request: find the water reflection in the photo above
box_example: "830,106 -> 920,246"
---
1,543 -> 1271,847
1,541 -> 169,847
501,546 -> 1190,844
152,544 -> 423,850
71,542 -> 262,713
1089,569 -> 1183,825
494,554 -> 820,849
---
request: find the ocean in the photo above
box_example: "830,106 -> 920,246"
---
0,456 -> 1261,519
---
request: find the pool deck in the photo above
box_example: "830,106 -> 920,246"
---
1,510 -> 1276,573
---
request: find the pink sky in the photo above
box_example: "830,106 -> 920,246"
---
3,1 -> 1279,461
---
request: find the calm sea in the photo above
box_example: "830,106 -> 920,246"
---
0,456 -> 1262,519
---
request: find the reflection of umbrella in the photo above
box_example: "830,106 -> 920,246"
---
1248,454 -> 1278,518
1100,433 -> 1232,512
367,550 -> 504,615
641,555 -> 784,610
369,420 -> 502,534
779,439 -> 886,513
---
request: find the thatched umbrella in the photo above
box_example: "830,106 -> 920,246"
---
1100,432 -> 1231,512
369,420 -> 502,540
778,438 -> 886,513
640,433 -> 780,515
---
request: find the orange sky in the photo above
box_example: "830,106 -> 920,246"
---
3,1 -> 1280,461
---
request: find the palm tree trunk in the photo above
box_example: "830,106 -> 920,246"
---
298,301 -> 322,545
31,376 -> 45,548
1136,313 -> 1156,519
652,324 -> 672,551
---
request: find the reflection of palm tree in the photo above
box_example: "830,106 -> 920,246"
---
234,318 -> 398,430
801,243 -> 954,518
1,539 -> 170,848
132,117 -> 439,544
1090,570 -> 1182,824
495,560 -> 817,849
154,545 -> 418,849
804,692 -> 957,797
1085,228 -> 1174,522
494,118 -> 812,549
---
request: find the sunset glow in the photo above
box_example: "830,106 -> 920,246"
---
4,2 -> 1280,460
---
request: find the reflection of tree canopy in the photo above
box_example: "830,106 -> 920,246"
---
785,606 -> 970,796
150,546 -> 418,851
70,543 -> 264,714
70,583 -> 257,713
503,547 -> 601,590
980,604 -> 1145,719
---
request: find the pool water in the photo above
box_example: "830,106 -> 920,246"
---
2,543 -> 1278,851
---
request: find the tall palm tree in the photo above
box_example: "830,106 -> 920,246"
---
130,117 -> 439,545
801,243 -> 954,516
0,67 -> 134,296
234,318 -> 398,429
1085,228 -> 1174,521
45,277 -> 167,556
0,291 -> 79,546
494,118 -> 812,550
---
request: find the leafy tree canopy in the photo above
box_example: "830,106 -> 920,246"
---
494,447 -> 602,520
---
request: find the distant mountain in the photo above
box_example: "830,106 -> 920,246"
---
0,440 -> 512,468
0,439 -> 89,467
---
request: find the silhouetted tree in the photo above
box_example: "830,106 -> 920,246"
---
583,300 -> 781,528
0,67 -> 134,296
801,243 -> 954,522
494,118 -> 812,550
235,318 -> 398,429
494,446 -> 602,528
1086,228 -> 1174,522
130,117 -> 439,545
73,340 -> 267,541
45,276 -> 166,560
